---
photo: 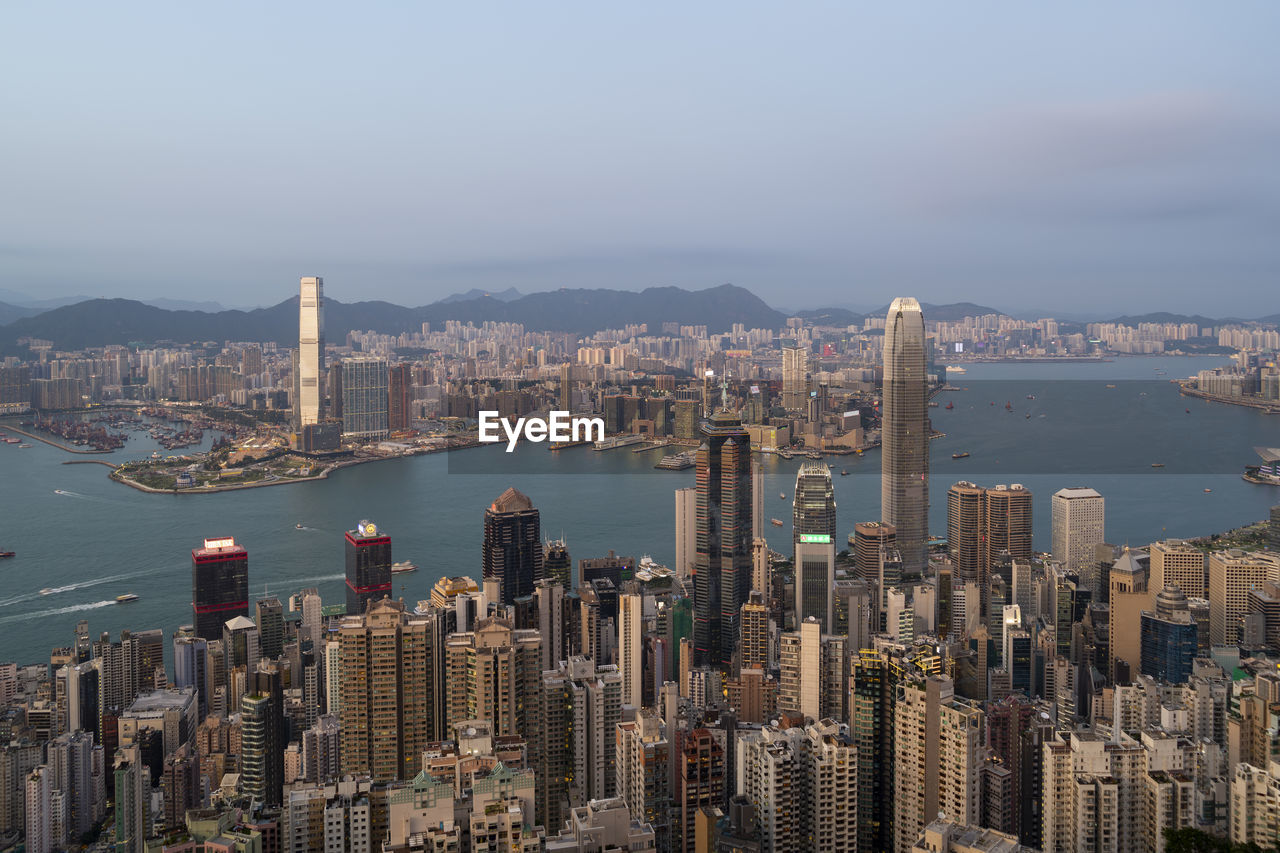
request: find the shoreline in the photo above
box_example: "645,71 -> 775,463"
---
1179,384 -> 1280,414
110,438 -> 482,495
0,424 -> 114,454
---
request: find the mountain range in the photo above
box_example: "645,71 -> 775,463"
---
0,284 -> 1275,354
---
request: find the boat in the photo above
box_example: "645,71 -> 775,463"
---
295,523 -> 304,530
1025,413 -> 1030,419
17,444 -> 30,448
928,401 -> 939,408
0,551 -> 15,559
391,561 -> 417,574
952,452 -> 970,459
116,593 -> 139,603
771,518 -> 784,526
1186,409 -> 1191,414
945,402 -> 954,410
1204,488 -> 1213,493
1026,394 -> 1035,400
593,434 -> 646,451
1151,463 -> 1165,468
779,493 -> 786,499
40,588 -> 53,595
1005,401 -> 1012,410
655,451 -> 696,470
840,469 -> 850,476
1106,384 -> 1117,389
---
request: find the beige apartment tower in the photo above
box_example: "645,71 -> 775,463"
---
1150,539 -> 1208,599
336,598 -> 438,781
1209,549 -> 1280,647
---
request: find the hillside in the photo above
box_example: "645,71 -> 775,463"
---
0,284 -> 788,351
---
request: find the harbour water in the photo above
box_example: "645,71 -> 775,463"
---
1,355 -> 1277,667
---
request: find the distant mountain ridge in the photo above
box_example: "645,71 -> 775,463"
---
2,285 -> 1276,354
0,284 -> 788,352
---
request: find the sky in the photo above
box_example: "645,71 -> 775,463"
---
2,2 -> 1278,316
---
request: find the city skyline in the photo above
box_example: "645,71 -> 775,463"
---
4,4 -> 1280,849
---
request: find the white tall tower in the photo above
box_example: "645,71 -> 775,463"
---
1051,487 -> 1105,583
881,297 -> 929,577
298,276 -> 325,427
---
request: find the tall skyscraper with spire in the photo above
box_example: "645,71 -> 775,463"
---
297,276 -> 325,427
693,396 -> 753,671
881,297 -> 929,576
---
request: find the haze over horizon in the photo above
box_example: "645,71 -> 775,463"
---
3,3 -> 1278,316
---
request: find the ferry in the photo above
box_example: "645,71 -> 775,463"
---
593,434 -> 646,451
655,451 -> 696,470
952,452 -> 970,459
771,518 -> 784,526
116,593 -> 139,604
391,561 -> 417,574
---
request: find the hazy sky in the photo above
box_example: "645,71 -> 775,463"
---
3,3 -> 1278,315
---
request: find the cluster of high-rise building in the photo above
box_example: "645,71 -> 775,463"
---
8,292 -> 1280,852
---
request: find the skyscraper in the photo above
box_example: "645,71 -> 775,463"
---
483,488 -> 544,605
297,276 -> 325,427
1140,588 -> 1198,684
191,537 -> 248,641
674,487 -> 696,580
693,405 -> 753,671
338,598 -> 440,780
781,341 -> 808,411
619,591 -> 643,708
1149,539 -> 1208,599
793,461 -> 836,542
1051,487 -> 1105,584
255,597 -> 283,660
240,665 -> 284,806
340,357 -> 390,440
793,462 -> 837,631
344,520 -> 392,617
387,362 -> 411,433
881,297 -> 929,576
893,674 -> 983,853
947,481 -> 1033,621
